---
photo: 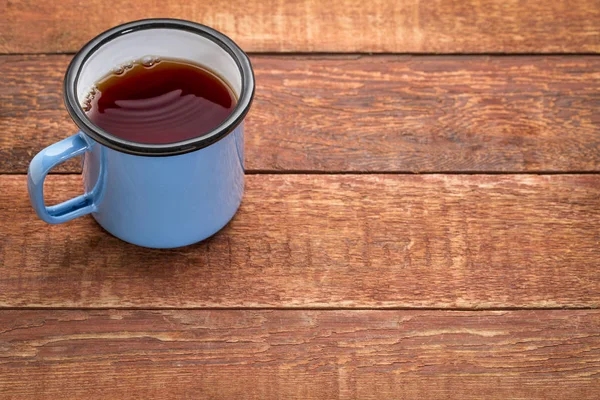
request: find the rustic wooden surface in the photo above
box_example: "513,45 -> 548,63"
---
2,0 -> 600,54
0,310 -> 598,399
2,1 -> 600,398
2,55 -> 600,174
1,174 -> 599,308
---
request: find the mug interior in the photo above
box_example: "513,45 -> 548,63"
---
77,29 -> 242,102
64,19 -> 254,157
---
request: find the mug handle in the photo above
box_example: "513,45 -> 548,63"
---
28,132 -> 98,224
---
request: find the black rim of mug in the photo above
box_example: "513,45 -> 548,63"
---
63,18 -> 255,157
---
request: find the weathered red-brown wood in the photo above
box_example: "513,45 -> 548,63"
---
2,55 -> 599,174
0,310 -> 598,399
1,174 -> 599,308
1,0 -> 599,54
2,1 -> 599,398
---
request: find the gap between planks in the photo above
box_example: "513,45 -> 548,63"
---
2,171 -> 600,176
5,52 -> 600,56
0,306 -> 598,311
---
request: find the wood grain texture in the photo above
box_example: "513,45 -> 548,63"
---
0,310 -> 599,399
1,0 -> 600,53
1,174 -> 599,308
2,55 -> 600,174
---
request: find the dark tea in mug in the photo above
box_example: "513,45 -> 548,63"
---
84,57 -> 237,144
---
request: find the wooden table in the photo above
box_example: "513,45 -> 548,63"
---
1,1 -> 599,398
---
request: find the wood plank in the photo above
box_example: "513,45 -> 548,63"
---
2,55 -> 600,174
1,174 -> 599,308
1,0 -> 599,54
0,310 -> 599,399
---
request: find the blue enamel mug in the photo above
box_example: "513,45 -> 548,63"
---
27,19 -> 255,248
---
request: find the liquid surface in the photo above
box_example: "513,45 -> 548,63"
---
85,58 -> 237,144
